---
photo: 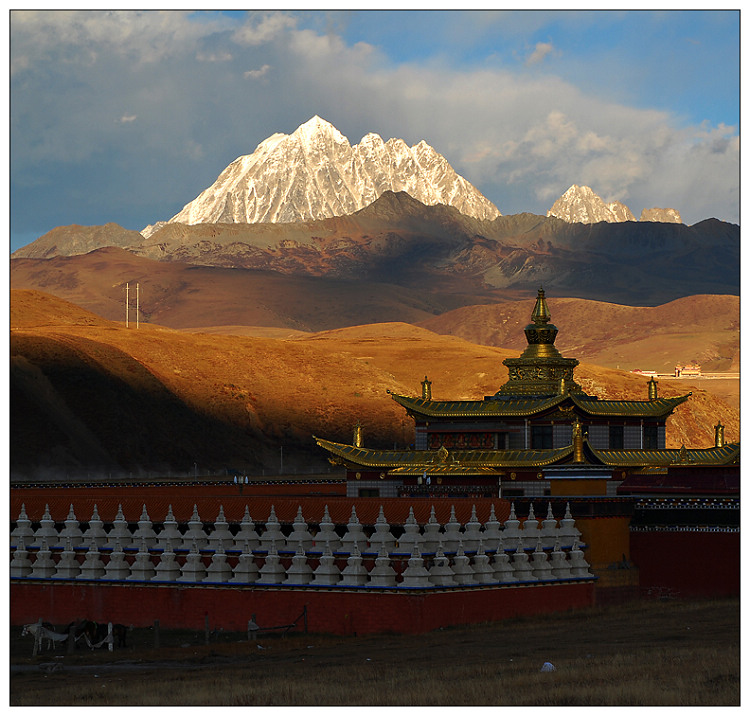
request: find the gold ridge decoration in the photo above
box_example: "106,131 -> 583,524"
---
572,418 -> 584,463
421,375 -> 432,400
715,422 -> 725,448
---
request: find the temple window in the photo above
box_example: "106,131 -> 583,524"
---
609,425 -> 624,449
531,425 -> 553,449
643,425 -> 659,450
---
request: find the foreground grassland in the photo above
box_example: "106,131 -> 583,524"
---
10,597 -> 739,706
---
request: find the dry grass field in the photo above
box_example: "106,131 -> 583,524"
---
10,597 -> 739,706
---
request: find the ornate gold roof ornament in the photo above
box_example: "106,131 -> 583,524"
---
353,421 -> 363,448
572,418 -> 584,463
530,285 -> 551,324
715,421 -> 725,448
437,445 -> 450,464
556,405 -> 575,419
678,444 -> 688,463
648,377 -> 658,400
495,287 -> 584,398
421,375 -> 432,400
559,375 -> 568,395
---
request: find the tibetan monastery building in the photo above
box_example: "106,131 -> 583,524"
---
315,288 -> 738,501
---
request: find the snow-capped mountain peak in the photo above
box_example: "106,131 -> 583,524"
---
142,117 -> 501,237
547,185 -> 637,224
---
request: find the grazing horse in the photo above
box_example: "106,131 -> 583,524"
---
64,619 -> 98,648
93,622 -> 129,648
58,619 -> 130,649
21,622 -> 66,651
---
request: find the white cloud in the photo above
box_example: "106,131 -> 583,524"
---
244,64 -> 271,80
231,12 -> 297,46
197,51 -> 233,63
525,41 -> 555,66
9,9 -> 739,240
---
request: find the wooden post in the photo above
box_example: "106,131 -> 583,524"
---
153,619 -> 160,650
32,617 -> 42,656
67,624 -> 76,654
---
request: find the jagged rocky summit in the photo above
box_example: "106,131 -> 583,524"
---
547,184 -> 681,225
142,116 -> 501,237
640,207 -> 682,223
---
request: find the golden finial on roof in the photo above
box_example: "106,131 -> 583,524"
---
531,287 -> 551,325
715,421 -> 725,448
421,375 -> 432,400
648,377 -> 658,400
572,418 -> 584,463
353,421 -> 363,448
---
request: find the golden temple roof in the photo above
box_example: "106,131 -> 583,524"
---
313,436 -> 575,470
390,392 -> 691,419
313,436 -> 739,471
589,442 -> 740,468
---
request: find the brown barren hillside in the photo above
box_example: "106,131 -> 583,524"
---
10,290 -> 738,478
418,294 -> 740,374
10,247 -> 476,331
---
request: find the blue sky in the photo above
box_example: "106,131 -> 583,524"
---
9,9 -> 740,252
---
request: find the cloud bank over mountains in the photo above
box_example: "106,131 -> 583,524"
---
10,10 -> 739,250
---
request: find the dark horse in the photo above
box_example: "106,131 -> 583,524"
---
66,619 -> 128,648
93,621 -> 129,648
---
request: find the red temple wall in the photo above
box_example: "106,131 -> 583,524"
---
630,530 -> 739,597
10,581 -> 595,636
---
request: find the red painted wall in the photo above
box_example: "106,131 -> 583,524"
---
10,580 -> 594,636
630,530 -> 739,598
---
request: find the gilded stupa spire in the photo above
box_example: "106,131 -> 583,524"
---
494,288 -> 583,398
531,286 -> 551,325
523,287 -> 559,351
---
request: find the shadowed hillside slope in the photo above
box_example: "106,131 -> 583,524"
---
10,248 -> 481,331
418,295 -> 740,374
12,192 -> 740,306
10,290 -> 738,480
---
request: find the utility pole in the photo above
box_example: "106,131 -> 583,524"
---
136,283 -> 140,329
125,282 -> 129,328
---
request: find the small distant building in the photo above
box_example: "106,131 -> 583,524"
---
674,363 -> 701,378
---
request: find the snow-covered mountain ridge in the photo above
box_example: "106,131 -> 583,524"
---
547,184 -> 681,224
142,116 -> 502,237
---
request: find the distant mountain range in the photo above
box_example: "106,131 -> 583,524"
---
12,189 -> 739,307
141,115 -> 502,237
546,184 -> 681,224
136,116 -> 683,232
10,114 -> 737,318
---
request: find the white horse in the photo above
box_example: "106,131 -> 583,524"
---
21,622 -> 68,651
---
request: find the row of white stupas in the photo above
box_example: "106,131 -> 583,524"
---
11,502 -> 583,555
10,532 -> 593,586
